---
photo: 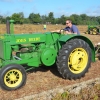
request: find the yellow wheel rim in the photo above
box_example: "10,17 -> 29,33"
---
92,28 -> 97,35
85,31 -> 88,34
4,69 -> 22,88
68,48 -> 88,74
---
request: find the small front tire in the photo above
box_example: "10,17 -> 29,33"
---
0,64 -> 27,91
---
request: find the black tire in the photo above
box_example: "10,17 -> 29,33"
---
57,39 -> 91,80
0,64 -> 27,91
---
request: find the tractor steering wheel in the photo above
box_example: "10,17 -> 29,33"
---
60,29 -> 66,34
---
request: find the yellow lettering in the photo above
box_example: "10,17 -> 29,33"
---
16,39 -> 20,42
29,37 -> 40,42
16,38 -> 40,43
36,37 -> 40,41
29,38 -> 33,41
16,39 -> 26,43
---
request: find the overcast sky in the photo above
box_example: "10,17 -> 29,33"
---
0,0 -> 100,18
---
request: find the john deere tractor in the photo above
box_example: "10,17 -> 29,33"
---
85,25 -> 100,35
0,20 -> 96,91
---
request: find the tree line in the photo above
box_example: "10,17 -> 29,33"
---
0,12 -> 100,25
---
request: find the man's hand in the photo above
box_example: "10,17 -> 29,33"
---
65,31 -> 71,34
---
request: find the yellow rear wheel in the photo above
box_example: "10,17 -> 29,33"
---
57,39 -> 91,80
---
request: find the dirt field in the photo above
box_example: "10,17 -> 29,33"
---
0,24 -> 87,34
0,25 -> 100,100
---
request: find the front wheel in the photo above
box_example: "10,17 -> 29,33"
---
57,39 -> 91,80
0,64 -> 27,91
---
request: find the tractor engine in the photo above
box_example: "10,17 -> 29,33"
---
11,44 -> 36,60
11,42 -> 57,67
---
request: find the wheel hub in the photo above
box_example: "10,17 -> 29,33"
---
9,74 -> 17,81
4,69 -> 22,87
71,51 -> 84,70
68,48 -> 88,74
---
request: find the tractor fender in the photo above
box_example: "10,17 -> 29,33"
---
59,34 -> 95,62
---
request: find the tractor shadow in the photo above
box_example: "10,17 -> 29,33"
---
25,64 -> 62,79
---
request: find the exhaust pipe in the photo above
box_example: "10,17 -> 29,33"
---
6,20 -> 10,34
6,20 -> 14,34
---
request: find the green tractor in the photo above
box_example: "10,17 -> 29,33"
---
85,25 -> 100,35
0,20 -> 97,91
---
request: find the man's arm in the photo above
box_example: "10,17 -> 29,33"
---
64,27 -> 72,34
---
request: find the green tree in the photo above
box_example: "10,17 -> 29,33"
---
0,15 -> 6,24
29,13 -> 41,24
11,12 -> 24,24
0,11 -> 99,25
97,16 -> 100,24
6,16 -> 11,21
47,12 -> 55,24
59,15 -> 67,25
80,14 -> 89,25
70,14 -> 81,25
23,18 -> 30,24
54,18 -> 60,24
41,15 -> 47,24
